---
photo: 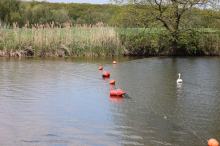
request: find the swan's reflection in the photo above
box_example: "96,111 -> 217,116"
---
176,83 -> 183,97
177,83 -> 182,89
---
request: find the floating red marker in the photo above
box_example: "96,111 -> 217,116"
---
208,138 -> 219,146
113,61 -> 117,64
110,89 -> 126,97
98,66 -> 103,70
109,80 -> 116,85
102,71 -> 110,78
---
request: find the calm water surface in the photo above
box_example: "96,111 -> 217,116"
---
0,57 -> 220,146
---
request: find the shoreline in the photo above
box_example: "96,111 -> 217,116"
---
0,49 -> 219,58
1,27 -> 220,57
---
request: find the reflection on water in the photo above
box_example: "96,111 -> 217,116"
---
176,83 -> 182,89
0,57 -> 220,146
176,83 -> 183,97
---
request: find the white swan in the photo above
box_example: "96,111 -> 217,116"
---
176,73 -> 183,83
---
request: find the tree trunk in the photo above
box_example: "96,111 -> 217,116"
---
170,31 -> 182,55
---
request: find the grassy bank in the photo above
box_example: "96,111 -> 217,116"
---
0,24 -> 122,57
0,25 -> 220,57
118,28 -> 220,56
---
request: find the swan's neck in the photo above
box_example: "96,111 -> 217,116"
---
178,74 -> 181,79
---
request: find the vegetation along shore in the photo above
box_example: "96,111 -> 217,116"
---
0,0 -> 220,57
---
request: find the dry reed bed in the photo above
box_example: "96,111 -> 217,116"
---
0,25 -> 122,57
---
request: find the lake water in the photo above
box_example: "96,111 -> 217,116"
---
0,57 -> 219,146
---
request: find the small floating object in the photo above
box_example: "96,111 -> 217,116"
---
112,61 -> 117,64
98,66 -> 103,70
110,89 -> 126,97
163,115 -> 167,119
208,138 -> 219,146
176,73 -> 183,83
102,71 -> 110,78
109,79 -> 116,85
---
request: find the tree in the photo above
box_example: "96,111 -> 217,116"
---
0,0 -> 21,25
114,0 -> 220,54
147,0 -> 214,53
113,5 -> 155,27
51,9 -> 70,24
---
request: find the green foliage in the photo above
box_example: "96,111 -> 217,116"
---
118,28 -> 220,56
51,9 -> 70,23
0,0 -> 220,28
0,0 -> 20,24
118,28 -> 169,55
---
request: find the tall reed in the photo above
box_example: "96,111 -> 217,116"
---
0,23 -> 122,57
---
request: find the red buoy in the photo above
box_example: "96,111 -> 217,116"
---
208,138 -> 219,146
113,61 -> 117,64
98,66 -> 103,70
110,89 -> 126,96
102,71 -> 110,78
109,80 -> 116,85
